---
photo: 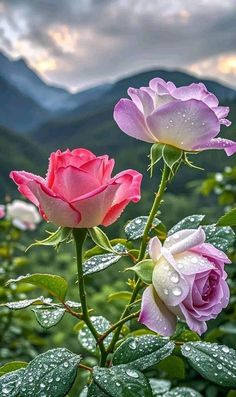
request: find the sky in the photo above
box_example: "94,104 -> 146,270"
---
0,0 -> 236,92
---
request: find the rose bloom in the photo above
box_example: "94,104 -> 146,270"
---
7,200 -> 41,230
114,78 -> 236,156
0,204 -> 5,219
139,228 -> 230,336
10,149 -> 142,228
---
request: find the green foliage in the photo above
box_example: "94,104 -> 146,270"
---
83,246 -> 125,276
88,227 -> 114,252
112,335 -> 175,370
78,316 -> 113,353
32,307 -> 65,329
125,216 -> 160,240
127,259 -> 154,284
181,342 -> 236,388
168,215 -> 205,235
28,227 -> 72,250
217,208 -> 236,227
203,225 -> 235,251
7,273 -> 68,302
0,368 -> 24,396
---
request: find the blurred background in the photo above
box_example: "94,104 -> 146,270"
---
0,1 -> 236,396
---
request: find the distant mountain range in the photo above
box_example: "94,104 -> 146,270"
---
1,51 -> 236,133
1,51 -> 236,201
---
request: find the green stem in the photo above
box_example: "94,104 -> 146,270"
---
99,310 -> 140,344
73,228 -> 107,365
107,163 -> 170,353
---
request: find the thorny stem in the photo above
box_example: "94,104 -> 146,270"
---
73,228 -> 107,366
98,310 -> 140,344
107,163 -> 171,353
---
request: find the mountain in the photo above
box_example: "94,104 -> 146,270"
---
0,125 -> 47,200
0,75 -> 50,133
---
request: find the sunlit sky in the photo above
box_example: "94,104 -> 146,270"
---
0,0 -> 236,92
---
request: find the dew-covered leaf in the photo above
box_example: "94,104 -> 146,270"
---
92,365 -> 153,397
83,246 -> 124,276
149,379 -> 171,396
78,316 -> 112,352
164,387 -> 203,396
20,348 -> 81,397
181,342 -> 236,388
32,307 -> 65,329
0,297 -> 46,310
217,208 -> 236,227
0,368 -> 24,397
127,259 -> 154,284
168,215 -> 205,236
203,225 -> 235,251
7,273 -> 68,301
89,227 -> 114,252
65,300 -> 81,309
28,227 -> 72,249
0,361 -> 27,376
125,216 -> 161,240
87,382 -> 109,396
112,335 -> 175,370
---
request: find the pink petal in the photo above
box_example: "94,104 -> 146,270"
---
27,180 -> 81,227
172,83 -> 207,101
146,99 -> 220,151
113,99 -> 156,143
46,148 -> 96,188
191,242 -> 231,264
71,184 -> 119,228
80,156 -> 115,184
194,137 -> 236,156
213,106 -> 230,119
128,87 -> 154,115
51,165 -> 101,201
164,228 -> 206,255
139,285 -> 177,336
179,303 -> 207,335
149,78 -> 176,94
10,171 -> 45,206
149,237 -> 162,262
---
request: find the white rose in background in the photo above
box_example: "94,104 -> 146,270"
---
7,200 -> 41,230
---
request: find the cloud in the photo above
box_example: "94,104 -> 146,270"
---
0,0 -> 236,90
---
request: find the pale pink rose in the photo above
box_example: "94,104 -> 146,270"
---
10,149 -> 142,228
139,228 -> 230,336
7,200 -> 41,230
0,205 -> 5,219
114,78 -> 236,156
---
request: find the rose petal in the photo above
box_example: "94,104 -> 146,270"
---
10,171 -> 45,206
194,137 -> 236,156
149,237 -> 162,262
191,242 -> 231,264
164,228 -> 206,255
146,99 -> 220,150
128,87 -> 154,115
113,98 -> 156,142
179,303 -> 207,335
27,180 -> 81,227
152,255 -> 189,306
139,285 -> 177,336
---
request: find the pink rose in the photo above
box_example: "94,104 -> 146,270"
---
114,78 -> 236,156
0,204 -> 5,219
10,149 -> 142,228
139,228 -> 230,336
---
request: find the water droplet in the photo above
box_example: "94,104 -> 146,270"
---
129,340 -> 137,350
222,346 -> 230,353
170,272 -> 180,284
172,287 -> 182,296
126,369 -> 139,378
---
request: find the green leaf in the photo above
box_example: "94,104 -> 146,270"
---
217,208 -> 236,226
112,335 -> 175,370
177,330 -> 201,343
78,316 -> 112,352
27,227 -> 72,250
0,368 -> 24,396
181,342 -> 236,388
127,259 -> 154,284
0,362 -> 27,376
87,382 -> 109,396
149,379 -> 171,396
83,249 -> 123,276
92,365 -> 153,397
157,355 -> 185,379
162,145 -> 183,173
7,273 -> 68,301
125,216 -> 161,240
20,348 -> 81,397
0,297 -> 47,310
149,143 -> 164,176
32,307 -> 65,329
164,387 -> 203,396
203,225 -> 235,251
80,386 -> 89,397
108,291 -> 133,302
168,215 -> 205,236
89,227 -> 113,252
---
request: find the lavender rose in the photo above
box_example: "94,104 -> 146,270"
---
114,78 -> 236,156
139,228 -> 231,336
